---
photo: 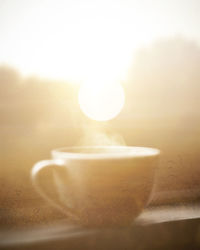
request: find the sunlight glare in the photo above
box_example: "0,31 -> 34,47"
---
78,79 -> 125,121
0,0 -> 153,82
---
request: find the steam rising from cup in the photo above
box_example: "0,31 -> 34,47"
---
76,125 -> 126,147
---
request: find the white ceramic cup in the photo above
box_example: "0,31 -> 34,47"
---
32,146 -> 160,227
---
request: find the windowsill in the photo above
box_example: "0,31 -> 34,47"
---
150,187 -> 200,205
1,201 -> 200,249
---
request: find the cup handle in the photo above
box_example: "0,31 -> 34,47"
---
31,159 -> 78,221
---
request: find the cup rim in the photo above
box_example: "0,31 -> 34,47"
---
52,146 -> 160,160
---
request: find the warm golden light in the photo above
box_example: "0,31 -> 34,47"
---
0,1 -> 159,82
78,79 -> 125,121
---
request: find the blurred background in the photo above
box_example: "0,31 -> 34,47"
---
0,0 -> 200,229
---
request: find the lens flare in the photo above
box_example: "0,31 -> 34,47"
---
78,79 -> 125,121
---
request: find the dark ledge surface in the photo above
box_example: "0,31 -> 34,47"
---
1,202 -> 200,250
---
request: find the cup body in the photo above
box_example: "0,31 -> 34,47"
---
50,146 -> 160,227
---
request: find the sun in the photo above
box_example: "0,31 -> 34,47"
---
78,79 -> 125,121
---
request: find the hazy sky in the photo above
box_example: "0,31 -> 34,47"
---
0,0 -> 200,81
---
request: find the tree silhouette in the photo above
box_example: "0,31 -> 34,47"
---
0,66 -> 76,127
126,37 -> 200,118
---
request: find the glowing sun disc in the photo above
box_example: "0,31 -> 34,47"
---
78,81 -> 125,121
